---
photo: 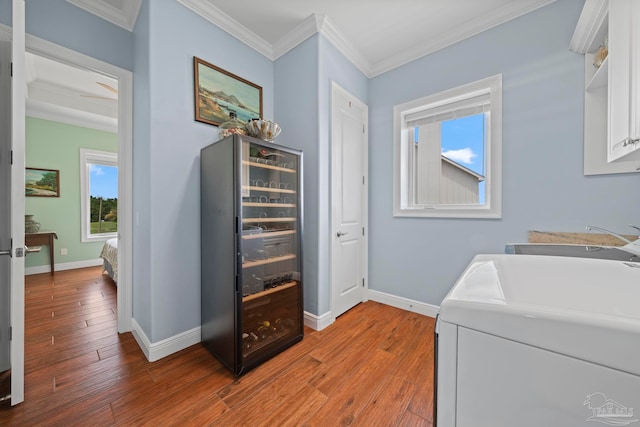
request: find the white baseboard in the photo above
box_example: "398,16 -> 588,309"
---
304,310 -> 334,331
131,318 -> 202,362
132,311 -> 330,362
25,258 -> 103,275
129,295 -> 435,363
368,289 -> 439,318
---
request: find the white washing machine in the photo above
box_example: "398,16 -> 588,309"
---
435,254 -> 640,427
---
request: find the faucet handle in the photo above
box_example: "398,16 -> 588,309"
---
585,225 -> 632,244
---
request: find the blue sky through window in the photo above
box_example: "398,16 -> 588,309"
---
441,114 -> 485,174
441,113 -> 485,203
90,164 -> 118,199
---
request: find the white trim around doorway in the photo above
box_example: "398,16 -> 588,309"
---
0,24 -> 134,333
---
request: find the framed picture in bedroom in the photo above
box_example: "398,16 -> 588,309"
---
193,56 -> 263,127
25,167 -> 60,197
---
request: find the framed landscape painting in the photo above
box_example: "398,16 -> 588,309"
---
26,167 -> 60,197
193,56 -> 262,127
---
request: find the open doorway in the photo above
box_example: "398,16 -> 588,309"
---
0,21 -> 133,401
24,52 -> 120,278
19,48 -> 130,389
23,36 -> 133,336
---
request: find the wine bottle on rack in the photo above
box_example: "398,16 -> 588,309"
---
257,320 -> 271,340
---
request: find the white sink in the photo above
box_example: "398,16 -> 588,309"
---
440,254 -> 640,375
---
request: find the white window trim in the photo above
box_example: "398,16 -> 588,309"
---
393,74 -> 502,218
80,148 -> 118,242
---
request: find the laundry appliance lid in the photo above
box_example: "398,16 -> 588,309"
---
439,254 -> 640,376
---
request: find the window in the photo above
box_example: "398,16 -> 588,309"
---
393,74 -> 502,218
80,149 -> 118,242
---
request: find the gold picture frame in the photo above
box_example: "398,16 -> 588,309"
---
193,57 -> 263,127
26,167 -> 60,197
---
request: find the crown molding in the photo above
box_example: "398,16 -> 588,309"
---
271,13 -> 373,77
176,0 -> 560,79
176,0 -> 273,59
27,100 -> 118,133
317,15 -> 373,78
569,0 -> 608,54
272,14 -> 324,60
371,0 -> 557,77
66,0 -> 142,32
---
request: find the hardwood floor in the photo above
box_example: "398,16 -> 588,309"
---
0,267 -> 435,426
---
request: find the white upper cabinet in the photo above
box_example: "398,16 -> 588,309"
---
571,0 -> 640,175
608,0 -> 640,162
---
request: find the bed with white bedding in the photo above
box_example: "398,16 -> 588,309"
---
100,238 -> 118,284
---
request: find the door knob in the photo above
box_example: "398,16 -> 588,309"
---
336,231 -> 348,237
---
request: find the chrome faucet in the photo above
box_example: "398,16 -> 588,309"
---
585,226 -> 632,244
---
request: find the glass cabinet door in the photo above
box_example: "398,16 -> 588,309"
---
239,140 -> 302,361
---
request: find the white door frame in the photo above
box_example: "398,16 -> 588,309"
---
0,24 -> 134,334
27,37 -> 134,334
329,81 -> 369,321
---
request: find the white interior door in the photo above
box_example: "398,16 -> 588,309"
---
0,42 -> 11,376
10,0 -> 26,406
331,82 -> 368,318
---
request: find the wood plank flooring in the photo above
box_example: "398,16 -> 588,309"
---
0,267 -> 435,426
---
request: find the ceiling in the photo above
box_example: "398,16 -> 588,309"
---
33,0 -> 558,130
178,0 -> 558,77
26,52 -> 119,132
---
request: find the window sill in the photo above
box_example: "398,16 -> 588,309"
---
81,232 -> 117,243
393,205 -> 501,219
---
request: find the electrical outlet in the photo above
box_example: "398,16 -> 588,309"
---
60,248 -> 68,256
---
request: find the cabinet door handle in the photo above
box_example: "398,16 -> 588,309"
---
622,137 -> 640,147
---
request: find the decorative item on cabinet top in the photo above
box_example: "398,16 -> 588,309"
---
218,111 -> 247,139
246,119 -> 282,142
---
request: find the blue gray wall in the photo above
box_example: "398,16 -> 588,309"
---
0,0 -> 134,71
24,0 -> 133,70
274,36 -> 320,313
274,33 -> 368,315
135,1 -> 274,342
0,1 -> 10,27
132,0 -> 152,341
8,0 -> 640,347
368,0 -> 640,306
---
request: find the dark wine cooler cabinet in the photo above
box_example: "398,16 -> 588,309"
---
201,134 -> 303,376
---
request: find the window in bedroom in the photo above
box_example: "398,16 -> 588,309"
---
393,74 -> 502,218
80,149 -> 118,242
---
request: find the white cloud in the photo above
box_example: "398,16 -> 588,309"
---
442,147 -> 476,165
90,165 -> 105,176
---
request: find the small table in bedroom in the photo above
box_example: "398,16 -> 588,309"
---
25,231 -> 58,274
